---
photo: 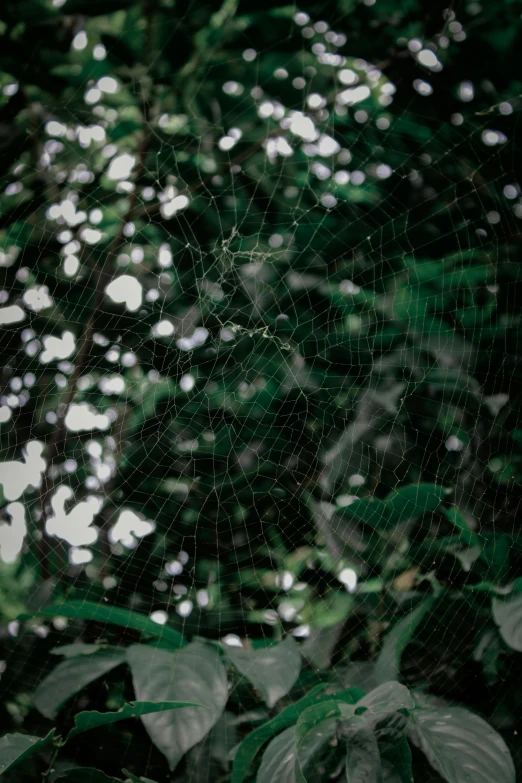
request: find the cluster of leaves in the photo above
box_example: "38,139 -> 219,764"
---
0,0 -> 521,780
0,614 -> 516,782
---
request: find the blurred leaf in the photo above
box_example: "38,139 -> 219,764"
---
385,484 -> 446,526
375,598 -> 438,685
225,636 -> 301,708
56,769 -> 124,782
34,649 -> 127,719
21,601 -> 186,648
492,593 -> 522,651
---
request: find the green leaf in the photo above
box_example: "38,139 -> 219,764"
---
300,592 -> 354,629
336,498 -> 390,531
230,685 -> 325,783
408,705 -> 515,783
301,623 -> 344,670
333,484 -> 445,533
34,649 -> 127,719
257,699 -> 346,783
51,644 -> 113,657
126,643 -> 228,770
56,769 -> 124,782
356,682 -> 415,720
20,601 -> 186,648
0,730 -> 55,775
122,770 -> 159,783
256,726 -> 298,783
380,735 -> 413,783
295,700 -> 357,781
68,701 -> 204,739
342,716 -> 382,783
375,598 -> 437,684
443,507 -> 481,549
492,593 -> 522,651
385,484 -> 446,525
225,636 -> 301,708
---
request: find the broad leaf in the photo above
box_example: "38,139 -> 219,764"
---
408,705 -> 515,783
375,598 -> 437,684
342,716 -> 382,783
385,484 -> 446,525
333,484 -> 446,534
355,682 -> 415,721
492,593 -> 522,651
68,701 -> 204,739
34,649 -> 127,719
301,623 -> 344,669
21,601 -> 185,648
257,693 -> 363,783
256,727 -> 298,783
225,636 -> 301,708
230,685 -> 325,783
0,731 -> 55,775
295,700 -> 356,782
126,643 -> 227,770
336,498 -> 390,531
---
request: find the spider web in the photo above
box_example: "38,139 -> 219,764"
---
0,1 -> 521,779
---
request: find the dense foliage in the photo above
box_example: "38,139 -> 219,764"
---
0,0 -> 521,781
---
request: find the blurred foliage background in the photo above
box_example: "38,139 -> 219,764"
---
0,0 -> 521,780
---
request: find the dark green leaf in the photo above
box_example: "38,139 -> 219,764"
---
51,644 -> 113,658
0,731 -> 55,776
385,484 -> 446,525
256,726 -> 298,783
336,498 -> 390,531
122,770 -> 159,783
68,701 -> 204,739
380,735 -> 413,783
56,769 -> 124,782
375,598 -> 437,684
34,650 -> 127,719
230,685 -> 325,783
21,601 -> 186,648
295,700 -> 356,781
122,771 -> 159,783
